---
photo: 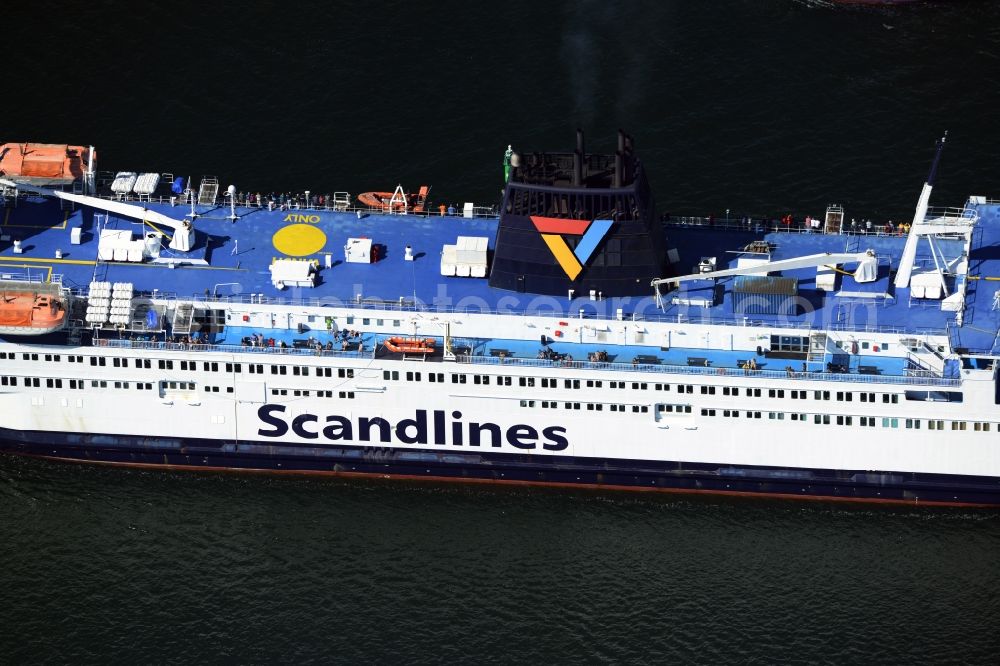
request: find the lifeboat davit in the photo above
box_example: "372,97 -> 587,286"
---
357,185 -> 431,213
383,336 -> 436,354
0,290 -> 68,335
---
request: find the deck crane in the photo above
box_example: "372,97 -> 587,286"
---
0,177 -> 194,252
649,250 -> 879,310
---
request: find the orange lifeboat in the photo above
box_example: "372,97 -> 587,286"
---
383,336 -> 436,354
0,291 -> 67,335
357,185 -> 431,213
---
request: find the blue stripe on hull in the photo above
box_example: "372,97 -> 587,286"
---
1,427 -> 999,506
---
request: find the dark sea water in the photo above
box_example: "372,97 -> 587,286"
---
2,1 -> 1000,662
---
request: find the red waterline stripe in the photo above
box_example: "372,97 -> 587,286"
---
24,454 -> 996,509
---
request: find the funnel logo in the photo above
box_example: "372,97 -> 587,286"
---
530,216 -> 614,280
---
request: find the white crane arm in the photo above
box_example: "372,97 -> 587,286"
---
651,251 -> 876,288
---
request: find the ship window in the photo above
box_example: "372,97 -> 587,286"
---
91,380 -> 107,388
974,422 -> 990,432
952,421 -> 967,431
362,318 -> 370,326
452,374 -> 467,384
814,390 -> 830,401
393,320 -> 401,327
882,394 -> 898,404
882,418 -> 899,428
768,412 -> 784,420
23,353 -> 39,361
519,377 -> 535,387
158,360 -> 173,370
836,415 -> 852,426
814,414 -> 831,425
633,382 -> 647,390
383,370 -> 399,380
905,419 -> 921,429
407,371 -> 422,382
338,369 -> 354,378
520,400 -> 535,408
700,386 -> 715,395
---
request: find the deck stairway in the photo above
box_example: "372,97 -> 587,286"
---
807,332 -> 828,363
197,176 -> 219,205
172,303 -> 195,336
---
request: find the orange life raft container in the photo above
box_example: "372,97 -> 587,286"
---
383,336 -> 436,354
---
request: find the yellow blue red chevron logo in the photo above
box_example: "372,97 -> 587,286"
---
529,216 -> 614,280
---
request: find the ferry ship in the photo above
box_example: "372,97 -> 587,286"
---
0,132 -> 998,507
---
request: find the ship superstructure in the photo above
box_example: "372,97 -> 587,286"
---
0,132 -> 998,506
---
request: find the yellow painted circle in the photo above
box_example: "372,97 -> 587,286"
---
272,224 -> 327,257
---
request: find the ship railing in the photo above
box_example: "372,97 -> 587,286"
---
0,271 -> 64,286
99,338 -> 375,359
86,194 -> 501,219
454,354 -> 960,387
661,215 -> 943,237
924,206 -> 978,222
97,290 -> 946,338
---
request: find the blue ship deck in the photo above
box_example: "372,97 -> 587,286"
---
2,194 -> 1000,354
